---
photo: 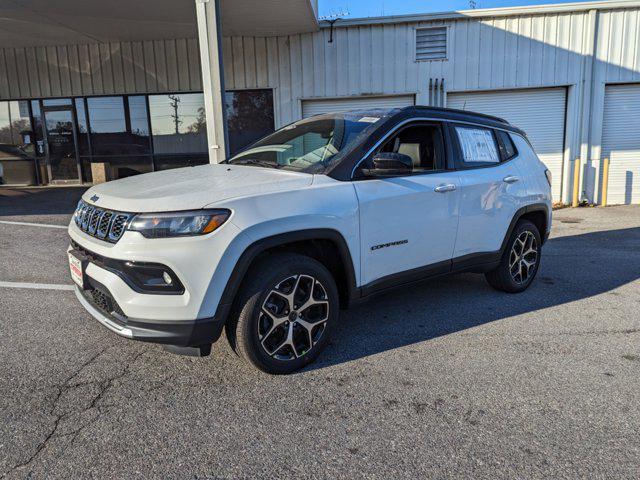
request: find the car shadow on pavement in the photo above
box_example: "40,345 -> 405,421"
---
308,226 -> 640,371
0,187 -> 87,218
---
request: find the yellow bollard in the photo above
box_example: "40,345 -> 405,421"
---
572,158 -> 581,207
601,157 -> 610,207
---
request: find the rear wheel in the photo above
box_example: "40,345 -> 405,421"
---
485,219 -> 541,293
226,253 -> 339,374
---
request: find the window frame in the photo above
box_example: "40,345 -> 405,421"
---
495,129 -> 519,162
449,123 -> 503,170
355,121 -> 449,179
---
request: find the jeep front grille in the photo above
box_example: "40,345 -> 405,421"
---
73,200 -> 132,243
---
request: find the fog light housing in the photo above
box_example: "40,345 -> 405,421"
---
118,262 -> 185,294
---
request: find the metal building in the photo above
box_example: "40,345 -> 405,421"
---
1,0 -> 639,205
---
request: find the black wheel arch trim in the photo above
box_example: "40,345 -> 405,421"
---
214,228 -> 358,324
499,203 -> 550,254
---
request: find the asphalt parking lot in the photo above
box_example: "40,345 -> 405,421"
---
1,187 -> 639,479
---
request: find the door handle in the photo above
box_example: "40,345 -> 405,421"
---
434,183 -> 457,193
503,175 -> 520,184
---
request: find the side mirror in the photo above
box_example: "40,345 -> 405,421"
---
364,152 -> 413,177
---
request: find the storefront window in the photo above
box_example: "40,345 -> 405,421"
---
225,89 -> 275,155
149,93 -> 208,155
2,90 -> 276,185
0,101 -> 37,185
87,96 -> 127,155
86,96 -> 152,179
74,98 -> 92,182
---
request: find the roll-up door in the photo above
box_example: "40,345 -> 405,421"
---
302,95 -> 414,118
601,84 -> 640,205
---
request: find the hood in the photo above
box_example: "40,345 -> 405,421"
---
83,164 -> 313,213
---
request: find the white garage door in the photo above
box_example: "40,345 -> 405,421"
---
447,88 -> 566,199
302,95 -> 414,118
601,84 -> 640,205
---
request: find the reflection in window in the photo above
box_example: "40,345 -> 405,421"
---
31,100 -> 45,157
42,98 -> 72,107
74,98 -> 92,182
0,101 -> 37,185
87,96 -> 127,156
75,98 -> 90,156
128,96 -> 151,154
87,96 -> 151,157
86,96 -> 152,179
0,101 -> 34,159
225,89 -> 275,155
149,93 -> 207,154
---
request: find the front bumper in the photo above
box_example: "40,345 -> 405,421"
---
75,278 -> 226,347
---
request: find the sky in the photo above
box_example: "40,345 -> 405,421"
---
319,0 -> 584,18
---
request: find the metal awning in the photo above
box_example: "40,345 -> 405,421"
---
0,0 -> 318,47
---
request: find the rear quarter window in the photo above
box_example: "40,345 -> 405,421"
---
496,130 -> 518,161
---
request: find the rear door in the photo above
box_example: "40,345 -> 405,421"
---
353,122 -> 460,287
450,123 -> 529,262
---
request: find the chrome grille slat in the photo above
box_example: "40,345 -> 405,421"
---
73,200 -> 132,244
88,208 -> 102,235
96,211 -> 113,239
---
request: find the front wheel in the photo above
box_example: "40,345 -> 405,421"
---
485,219 -> 542,293
226,253 -> 339,374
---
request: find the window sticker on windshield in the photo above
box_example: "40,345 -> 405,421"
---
357,117 -> 380,123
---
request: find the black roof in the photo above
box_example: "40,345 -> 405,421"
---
394,106 -> 526,136
406,105 -> 509,124
331,105 -> 524,136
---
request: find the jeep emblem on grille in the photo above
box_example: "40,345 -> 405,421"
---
90,194 -> 99,202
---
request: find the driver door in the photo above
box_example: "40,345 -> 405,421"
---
353,122 -> 460,288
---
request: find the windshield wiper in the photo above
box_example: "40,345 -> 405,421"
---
229,158 -> 283,169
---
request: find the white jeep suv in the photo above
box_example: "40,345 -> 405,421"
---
68,107 -> 552,374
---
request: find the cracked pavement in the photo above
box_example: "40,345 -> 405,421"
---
1,188 -> 639,479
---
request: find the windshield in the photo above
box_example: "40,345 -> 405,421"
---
227,112 -> 389,173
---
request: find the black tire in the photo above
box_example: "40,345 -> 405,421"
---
225,253 -> 339,374
485,219 -> 542,293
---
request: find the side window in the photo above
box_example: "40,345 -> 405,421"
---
495,130 -> 518,161
454,125 -> 500,166
375,123 -> 446,174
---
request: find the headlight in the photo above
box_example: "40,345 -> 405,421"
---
544,169 -> 552,188
127,209 -> 230,238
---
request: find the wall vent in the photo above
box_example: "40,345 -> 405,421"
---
416,27 -> 447,61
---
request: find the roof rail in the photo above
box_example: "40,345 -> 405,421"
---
407,105 -> 510,125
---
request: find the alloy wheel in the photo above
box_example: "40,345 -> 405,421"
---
258,274 -> 329,361
509,230 -> 538,285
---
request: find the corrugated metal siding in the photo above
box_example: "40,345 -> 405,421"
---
220,11 -> 593,127
601,83 -> 640,204
301,95 -> 414,117
447,87 -> 567,199
0,38 -> 202,100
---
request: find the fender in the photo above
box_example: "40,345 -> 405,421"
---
212,228 -> 358,325
499,202 -> 550,254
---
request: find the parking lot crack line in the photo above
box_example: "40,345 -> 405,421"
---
2,346 -> 120,477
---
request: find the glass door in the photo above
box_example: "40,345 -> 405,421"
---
43,107 -> 81,182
